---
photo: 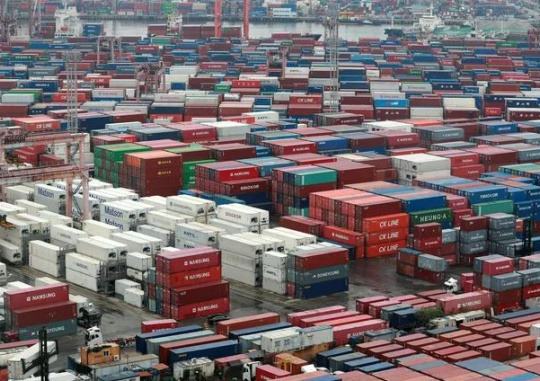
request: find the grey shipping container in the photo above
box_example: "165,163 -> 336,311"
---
418,254 -> 447,272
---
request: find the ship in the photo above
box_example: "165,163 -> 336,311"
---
413,3 -> 445,34
54,0 -> 82,39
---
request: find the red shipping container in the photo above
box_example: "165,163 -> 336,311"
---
366,240 -> 407,258
216,313 -> 280,336
480,342 -> 513,361
333,320 -> 387,346
509,335 -> 537,358
287,306 -> 346,326
140,319 -> 177,334
362,213 -> 409,232
5,284 -> 69,310
460,216 -> 489,231
299,311 -> 359,328
163,266 -> 221,288
314,315 -> 372,328
256,365 -> 291,380
365,228 -> 408,245
171,280 -> 229,306
523,284 -> 540,299
356,296 -> 388,314
292,248 -> 348,271
437,291 -> 493,315
322,226 -> 364,247
413,223 -> 442,239
10,301 -> 76,329
369,300 -> 401,318
482,257 -> 514,276
172,297 -> 230,320
157,247 -> 221,273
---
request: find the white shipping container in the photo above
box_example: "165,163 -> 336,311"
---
261,330 -> 302,353
11,214 -> 50,235
219,234 -> 265,257
104,121 -> 142,131
122,231 -> 162,253
175,223 -> 223,246
363,120 -> 413,132
137,224 -> 173,247
241,111 -> 279,123
262,276 -> 287,295
126,252 -> 152,271
127,268 -> 146,282
34,277 -> 61,286
37,211 -> 73,227
66,253 -> 102,277
216,204 -> 261,226
29,240 -> 62,262
124,288 -> 145,308
208,218 -> 249,234
0,202 -> 25,216
0,239 -> 22,264
73,194 -> 100,218
76,238 -> 119,262
6,185 -> 34,204
90,237 -> 128,259
100,202 -> 137,222
222,250 -> 261,271
109,79 -> 139,88
14,200 -> 47,216
140,196 -> 167,210
222,263 -> 260,287
51,225 -> 88,246
262,265 -> 286,282
166,195 -> 216,216
115,279 -> 141,296
1,93 -> 34,104
101,216 -> 131,231
5,281 -> 32,291
410,107 -> 444,119
111,233 -> 152,256
262,228 -> 317,250
263,251 -> 287,269
65,268 -> 99,292
391,153 -> 451,173
301,326 -> 333,347
147,211 -> 194,231
8,342 -> 58,380
82,220 -> 120,239
29,255 -> 62,277
442,97 -> 476,109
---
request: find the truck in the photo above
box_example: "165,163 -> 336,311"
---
427,310 -> 486,330
85,326 -> 135,348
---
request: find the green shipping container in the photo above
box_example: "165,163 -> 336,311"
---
102,143 -> 151,162
409,208 -> 453,226
151,37 -> 173,45
18,319 -> 78,340
287,207 -> 309,217
293,169 -> 337,186
214,83 -> 231,93
473,200 -> 514,216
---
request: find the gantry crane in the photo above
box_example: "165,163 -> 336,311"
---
0,0 -> 17,42
29,0 -> 41,37
214,0 -> 249,39
325,0 -> 340,113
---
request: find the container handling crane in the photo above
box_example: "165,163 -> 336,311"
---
214,0 -> 249,39
0,0 -> 17,42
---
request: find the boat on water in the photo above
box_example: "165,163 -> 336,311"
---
54,0 -> 82,39
412,3 -> 445,34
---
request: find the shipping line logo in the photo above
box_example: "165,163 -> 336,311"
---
26,292 -> 56,302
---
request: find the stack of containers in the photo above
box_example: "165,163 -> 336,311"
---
479,257 -> 523,314
429,150 -> 484,180
126,252 -> 153,283
286,245 -> 349,299
486,213 -> 521,258
164,144 -> 214,190
218,231 -> 285,287
216,203 -> 270,233
262,250 -> 288,295
94,143 -> 151,186
460,216 -> 489,267
390,153 -> 451,186
4,283 -> 77,340
28,240 -> 64,277
361,212 -> 410,259
152,247 -> 229,319
272,165 -> 337,216
121,150 -> 183,196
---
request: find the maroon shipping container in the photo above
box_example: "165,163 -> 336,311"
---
157,247 -> 221,273
460,216 -> 489,231
413,223 -> 442,239
171,280 -> 229,306
298,311 -> 359,328
433,345 -> 468,359
5,284 -> 69,310
162,266 -> 221,288
314,315 -> 372,328
172,297 -> 230,320
437,291 -> 493,315
420,341 -> 454,354
480,342 -> 513,361
332,319 -> 387,346
256,365 -> 291,379
11,301 -> 76,329
280,216 -> 326,236
356,296 -> 388,314
356,339 -> 392,354
405,337 -> 440,350
291,247 -> 349,271
317,160 -> 375,187
445,350 -> 482,362
482,257 -> 514,276
158,334 -> 227,363
216,313 -> 280,336
287,306 -> 346,326
509,335 -> 537,357
140,319 -> 177,334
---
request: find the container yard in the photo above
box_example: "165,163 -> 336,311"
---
0,0 -> 539,380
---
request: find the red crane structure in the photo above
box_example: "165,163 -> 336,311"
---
214,0 -> 250,39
